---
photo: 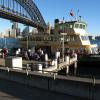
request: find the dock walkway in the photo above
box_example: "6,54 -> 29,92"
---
0,54 -> 78,75
43,56 -> 78,74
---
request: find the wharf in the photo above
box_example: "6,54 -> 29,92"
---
0,55 -> 78,75
43,57 -> 77,74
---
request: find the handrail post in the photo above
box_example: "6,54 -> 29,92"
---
7,67 -> 10,72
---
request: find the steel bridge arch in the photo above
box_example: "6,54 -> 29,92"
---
0,0 -> 47,30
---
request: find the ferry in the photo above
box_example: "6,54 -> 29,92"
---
19,19 -> 98,55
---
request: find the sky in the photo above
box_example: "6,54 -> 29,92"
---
0,0 -> 100,36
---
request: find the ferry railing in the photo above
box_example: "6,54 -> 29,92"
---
18,35 -> 66,42
4,66 -> 98,83
3,65 -> 98,87
4,65 -> 58,78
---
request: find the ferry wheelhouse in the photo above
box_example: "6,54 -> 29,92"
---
54,19 -> 98,54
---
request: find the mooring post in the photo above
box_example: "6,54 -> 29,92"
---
65,56 -> 70,75
74,61 -> 77,75
66,65 -> 69,75
45,53 -> 48,68
74,53 -> 78,75
65,56 -> 70,65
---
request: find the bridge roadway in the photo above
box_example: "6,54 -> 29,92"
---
0,78 -> 87,100
0,9 -> 43,29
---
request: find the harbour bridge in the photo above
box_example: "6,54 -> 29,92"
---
0,0 -> 47,31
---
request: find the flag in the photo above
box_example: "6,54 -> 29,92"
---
70,10 -> 74,16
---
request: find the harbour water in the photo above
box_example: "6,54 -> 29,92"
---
59,61 -> 100,78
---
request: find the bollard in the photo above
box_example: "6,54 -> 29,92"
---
26,63 -> 29,70
37,64 -> 42,73
51,60 -> 55,66
26,69 -> 29,76
74,61 -> 77,68
75,53 -> 77,61
65,56 -> 70,65
45,54 -> 48,68
54,59 -> 57,68
66,65 -> 69,75
7,67 -> 10,72
45,54 -> 48,61
55,51 -> 60,59
74,62 -> 77,75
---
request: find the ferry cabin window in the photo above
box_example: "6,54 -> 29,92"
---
80,24 -> 83,29
66,24 -> 70,28
70,25 -> 73,28
75,24 -> 86,29
75,24 -> 79,28
83,25 -> 86,29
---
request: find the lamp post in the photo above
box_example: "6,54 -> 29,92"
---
61,33 -> 67,62
27,33 -> 28,50
4,37 -> 7,48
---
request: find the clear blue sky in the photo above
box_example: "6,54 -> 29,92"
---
0,0 -> 100,36
35,0 -> 100,36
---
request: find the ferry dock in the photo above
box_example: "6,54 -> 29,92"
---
0,53 -> 78,75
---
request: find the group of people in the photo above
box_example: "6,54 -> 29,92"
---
64,48 -> 89,57
18,48 -> 47,61
1,47 -> 97,61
